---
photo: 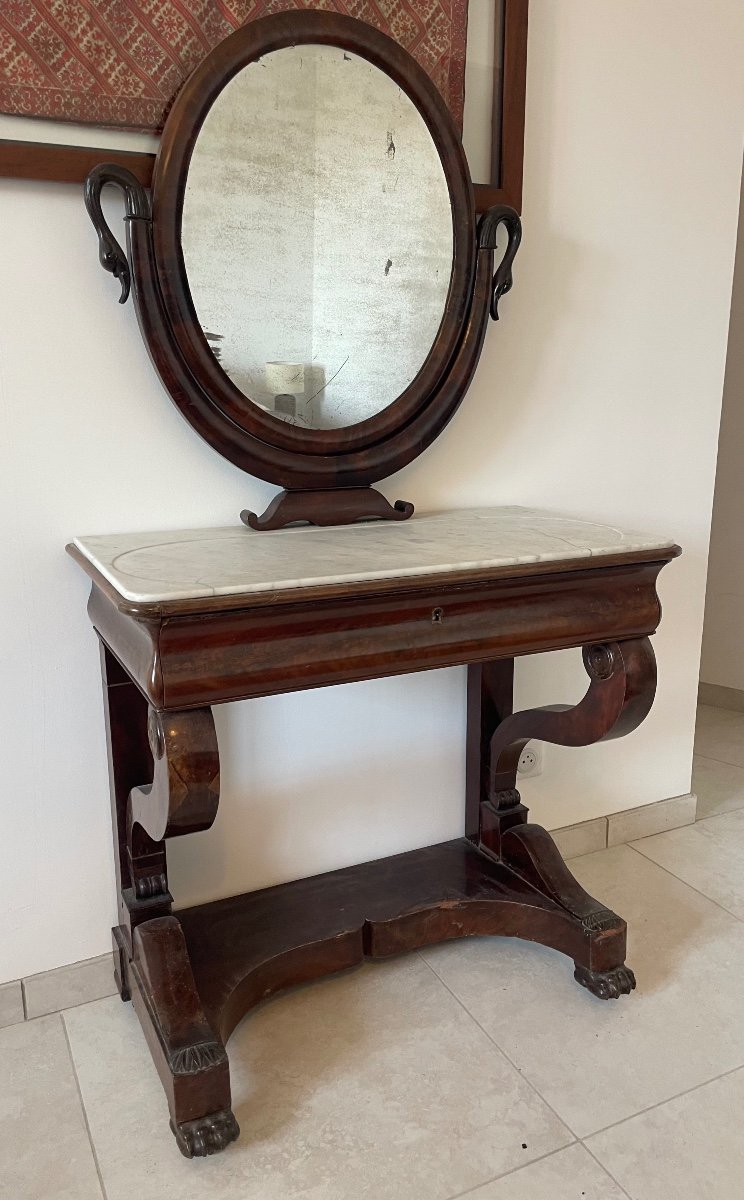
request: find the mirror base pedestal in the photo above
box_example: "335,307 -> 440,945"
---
240,487 -> 414,531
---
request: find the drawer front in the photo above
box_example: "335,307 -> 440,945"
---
157,561 -> 665,708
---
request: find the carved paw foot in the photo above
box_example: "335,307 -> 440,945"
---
574,963 -> 636,1000
171,1109 -> 239,1158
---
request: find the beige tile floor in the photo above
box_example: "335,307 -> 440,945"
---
6,702 -> 744,1200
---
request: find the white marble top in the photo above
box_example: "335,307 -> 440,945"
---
70,506 -> 676,606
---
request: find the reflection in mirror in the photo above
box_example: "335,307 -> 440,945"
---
181,44 -> 454,430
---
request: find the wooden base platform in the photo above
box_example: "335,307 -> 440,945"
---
117,832 -> 634,1158
180,837 -> 626,1038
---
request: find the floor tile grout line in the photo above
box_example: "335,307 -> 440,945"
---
419,947 -> 744,1147
694,750 -> 744,772
416,951 -> 578,1144
21,990 -> 120,1022
627,842 -> 744,924
678,808 -> 744,831
439,1175 -> 506,1200
61,1011 -> 109,1200
441,1137 -> 628,1200
694,747 -> 744,770
439,1143 -> 589,1200
680,808 -> 744,829
420,950 -> 613,1146
580,1140 -> 634,1200
580,1060 -> 744,1143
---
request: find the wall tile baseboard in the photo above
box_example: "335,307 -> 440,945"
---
0,980 -> 25,1029
553,792 -> 697,859
19,953 -> 118,1026
0,790 -> 697,1025
698,681 -> 744,713
551,816 -> 608,860
606,792 -> 697,846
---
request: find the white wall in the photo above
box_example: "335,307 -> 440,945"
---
700,167 -> 744,688
1,0 -> 743,984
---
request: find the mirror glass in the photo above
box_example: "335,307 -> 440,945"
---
181,44 -> 454,430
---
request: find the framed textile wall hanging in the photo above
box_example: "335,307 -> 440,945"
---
0,1 -> 527,211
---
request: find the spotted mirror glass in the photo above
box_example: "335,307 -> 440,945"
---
181,44 -> 454,430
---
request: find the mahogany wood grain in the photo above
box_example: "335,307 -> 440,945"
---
0,138 -> 154,186
466,658 -> 514,841
99,643 -> 171,993
78,552 -> 674,710
240,486 -> 414,530
128,708 -> 220,901
489,638 -> 657,793
109,823 -> 636,1159
150,12 -> 477,463
480,0 -> 529,212
177,838 -> 625,1044
80,16 -> 525,518
102,137 -> 503,493
0,137 -> 508,214
128,918 -> 237,1156
88,537 -> 675,1155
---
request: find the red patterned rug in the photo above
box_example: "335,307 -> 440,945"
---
0,1 -> 468,132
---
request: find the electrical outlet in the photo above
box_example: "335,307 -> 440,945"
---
518,743 -> 543,778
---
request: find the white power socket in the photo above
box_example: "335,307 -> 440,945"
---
518,742 -> 543,778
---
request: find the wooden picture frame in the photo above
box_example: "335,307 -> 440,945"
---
0,0 -> 527,214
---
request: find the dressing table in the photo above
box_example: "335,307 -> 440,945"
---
71,11 -> 679,1160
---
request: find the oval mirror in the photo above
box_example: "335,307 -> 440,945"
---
180,43 -> 454,431
86,11 -> 519,514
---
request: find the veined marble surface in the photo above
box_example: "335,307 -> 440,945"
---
71,506 -> 676,604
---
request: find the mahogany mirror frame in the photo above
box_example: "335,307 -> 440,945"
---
82,10 -> 522,527
150,11 -> 476,463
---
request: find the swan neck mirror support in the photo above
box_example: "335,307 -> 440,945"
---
84,12 -> 522,531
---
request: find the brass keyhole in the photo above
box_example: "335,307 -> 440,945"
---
432,607 -> 445,624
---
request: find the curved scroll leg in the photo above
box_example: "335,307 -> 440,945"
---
489,640 -> 657,798
126,707 -> 220,903
468,640 -> 656,998
99,659 -> 219,997
130,917 -> 238,1158
100,643 -> 169,1000
124,709 -> 234,1150
100,651 -> 235,1152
